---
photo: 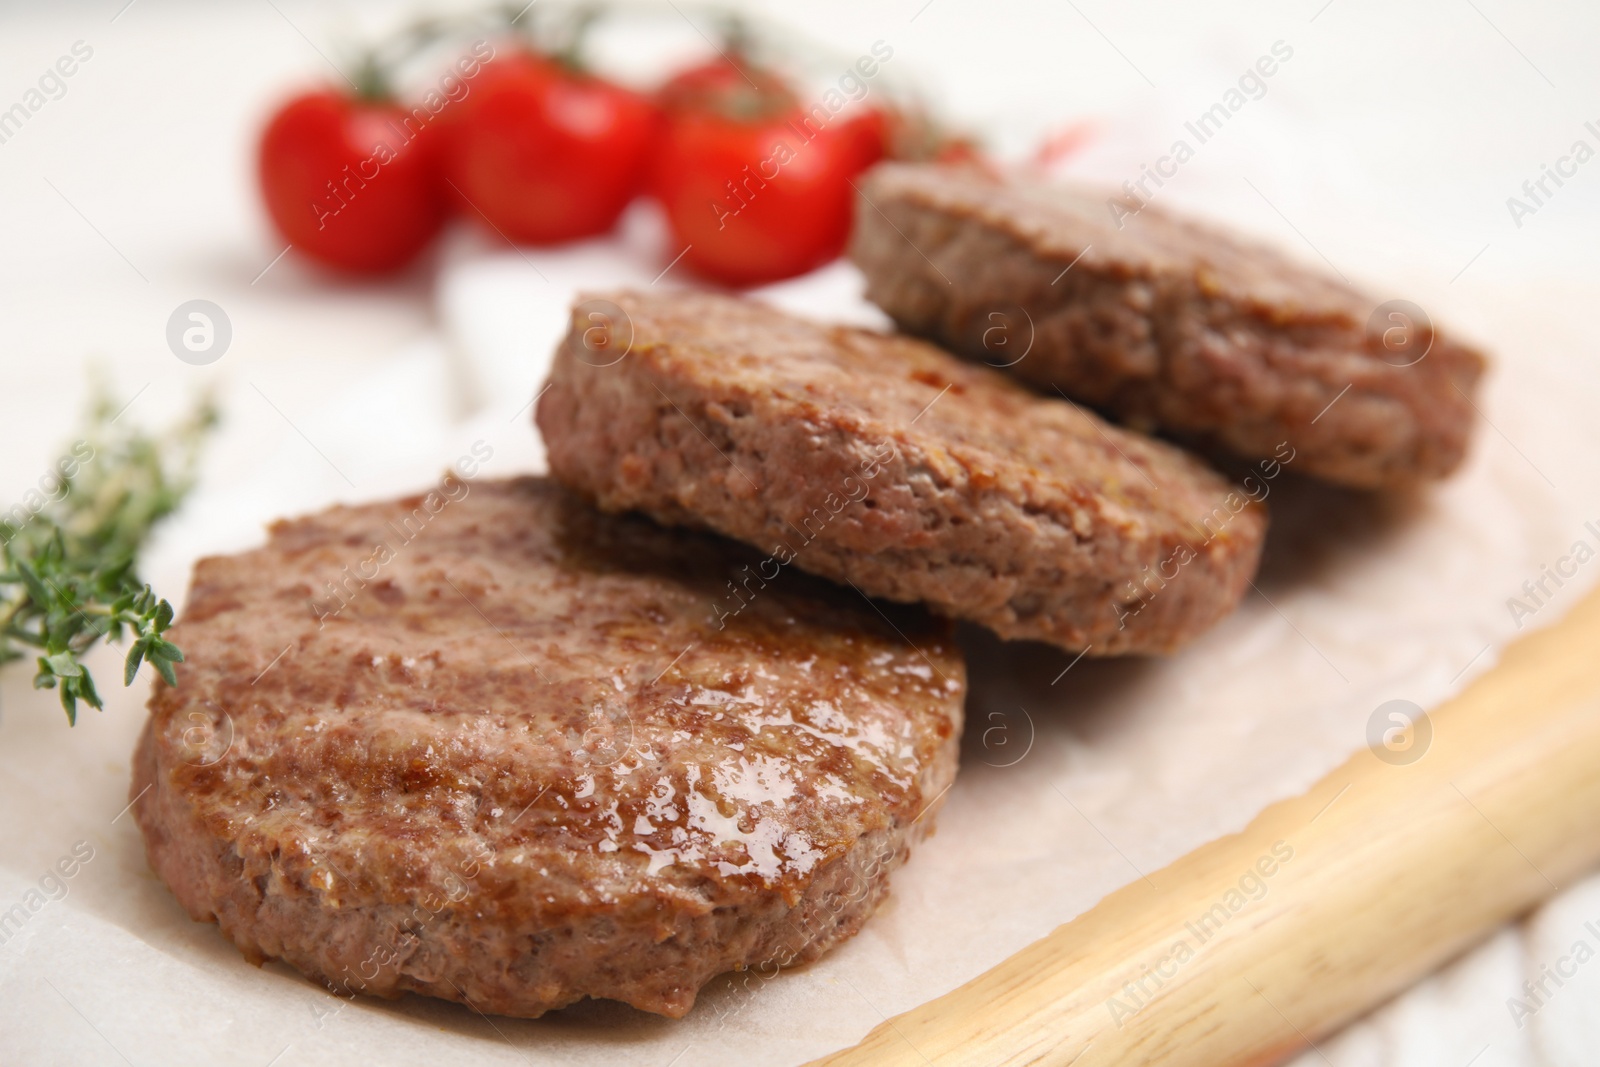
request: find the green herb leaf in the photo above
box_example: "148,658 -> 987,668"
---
123,641 -> 146,687
1,384 -> 217,723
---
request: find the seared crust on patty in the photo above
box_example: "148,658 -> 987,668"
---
537,289 -> 1266,654
849,163 -> 1487,489
132,477 -> 964,1019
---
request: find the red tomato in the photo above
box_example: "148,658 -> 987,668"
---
445,52 -> 660,244
258,89 -> 445,274
653,109 -> 861,286
837,106 -> 890,175
653,52 -> 882,287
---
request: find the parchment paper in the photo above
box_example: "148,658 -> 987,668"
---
3,239 -> 1597,1065
3,3 -> 1600,1064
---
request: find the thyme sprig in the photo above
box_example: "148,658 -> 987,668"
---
0,388 -> 217,723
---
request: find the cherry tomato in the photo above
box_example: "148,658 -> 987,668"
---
652,55 -> 878,287
258,89 -> 446,274
653,110 -> 860,286
837,106 -> 890,175
445,52 -> 660,244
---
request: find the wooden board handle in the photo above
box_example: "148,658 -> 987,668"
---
811,585 -> 1600,1066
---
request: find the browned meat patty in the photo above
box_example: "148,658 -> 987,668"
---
849,163 -> 1488,490
537,289 -> 1266,654
131,477 -> 963,1019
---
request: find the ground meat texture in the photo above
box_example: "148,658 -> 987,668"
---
849,162 -> 1488,490
131,478 -> 964,1019
536,288 -> 1267,655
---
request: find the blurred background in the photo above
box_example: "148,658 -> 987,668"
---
3,0 -> 1597,511
3,1 -> 1599,1064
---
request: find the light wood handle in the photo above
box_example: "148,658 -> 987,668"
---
811,586 -> 1600,1066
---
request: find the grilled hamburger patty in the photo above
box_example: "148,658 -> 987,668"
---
131,477 -> 964,1019
850,163 -> 1487,490
537,289 -> 1266,654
